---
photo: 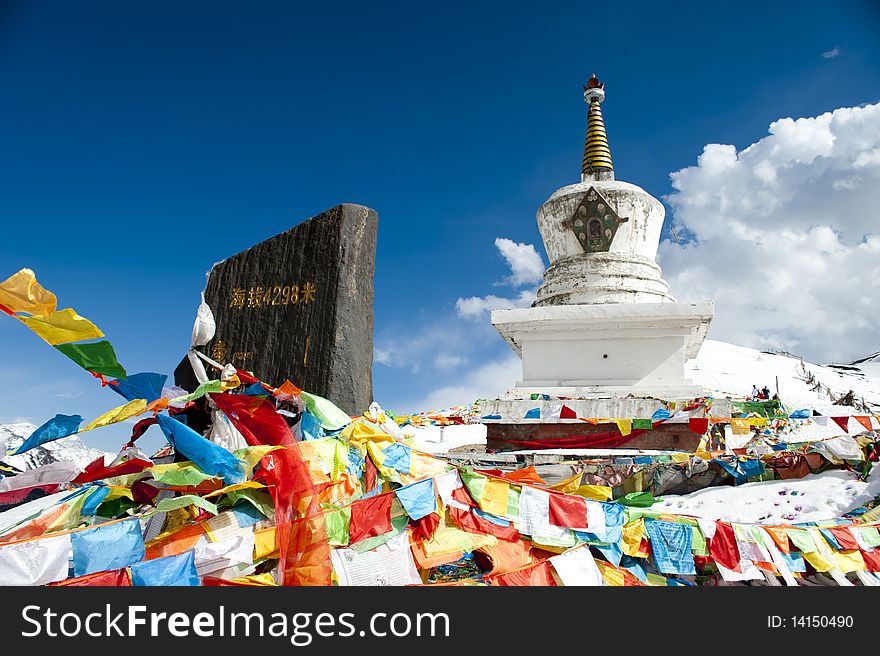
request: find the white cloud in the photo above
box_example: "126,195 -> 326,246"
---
822,47 -> 843,59
433,353 -> 464,369
659,101 -> 880,363
494,237 -> 545,287
407,355 -> 522,412
455,288 -> 536,319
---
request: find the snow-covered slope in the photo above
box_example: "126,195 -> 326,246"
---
654,470 -> 880,524
688,340 -> 880,413
0,422 -> 106,471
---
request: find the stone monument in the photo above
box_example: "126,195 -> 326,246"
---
484,76 -> 714,445
174,203 -> 377,416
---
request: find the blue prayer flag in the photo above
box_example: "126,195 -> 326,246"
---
381,442 -> 412,474
81,486 -> 111,516
300,411 -> 325,441
156,414 -> 244,485
395,478 -> 436,520
131,549 -> 200,586
645,519 -> 697,576
651,408 -> 671,421
71,518 -> 145,577
10,414 -> 83,455
109,372 -> 167,403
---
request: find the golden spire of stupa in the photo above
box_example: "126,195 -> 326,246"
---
581,73 -> 614,180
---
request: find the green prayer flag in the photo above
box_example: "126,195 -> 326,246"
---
220,488 -> 275,519
151,463 -> 218,486
691,525 -> 709,556
786,528 -> 817,553
169,379 -> 224,404
156,494 -> 218,516
506,486 -> 520,519
54,340 -> 126,378
616,491 -> 657,507
325,507 -> 351,546
299,391 -> 352,430
633,419 -> 653,430
859,526 -> 880,548
458,469 -> 487,503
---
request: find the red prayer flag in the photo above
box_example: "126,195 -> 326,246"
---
51,569 -> 131,586
828,526 -> 861,551
452,485 -> 477,507
412,512 -> 441,541
688,417 -> 710,434
559,405 -> 578,419
70,457 -> 152,485
831,416 -> 851,433
860,549 -> 880,573
235,369 -> 261,385
210,393 -> 331,586
449,505 -> 519,542
709,521 -> 742,572
490,561 -> 557,586
349,492 -> 394,544
547,492 -> 588,529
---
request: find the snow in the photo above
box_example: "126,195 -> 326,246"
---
689,339 -> 880,414
404,424 -> 487,454
0,422 -> 108,471
653,469 -> 880,525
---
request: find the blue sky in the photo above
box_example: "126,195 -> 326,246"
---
1,0 -> 879,454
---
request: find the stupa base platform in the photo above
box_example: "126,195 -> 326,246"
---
482,420 -> 703,453
491,301 -> 714,393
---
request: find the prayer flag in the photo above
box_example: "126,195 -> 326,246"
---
156,414 -> 244,485
131,549 -> 200,586
109,372 -> 167,403
71,519 -> 145,577
80,399 -> 147,433
395,478 -> 436,521
54,340 -> 127,379
831,416 -> 851,433
349,492 -> 393,544
548,492 -> 589,531
0,268 -> 56,316
18,308 -> 103,345
9,413 -> 82,454
688,417 -> 710,434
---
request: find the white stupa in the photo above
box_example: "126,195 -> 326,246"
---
491,75 -> 713,401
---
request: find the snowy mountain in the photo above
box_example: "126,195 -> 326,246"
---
0,422 -> 107,471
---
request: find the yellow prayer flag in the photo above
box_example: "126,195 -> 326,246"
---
670,453 -> 690,463
731,418 -> 751,435
748,417 -> 768,427
224,573 -> 278,586
574,484 -> 613,502
18,308 -> 104,345
615,418 -> 632,436
548,472 -> 583,494
254,527 -> 279,559
596,561 -> 625,586
832,550 -> 866,574
79,398 -> 147,433
204,481 -> 264,498
802,549 -> 835,573
621,518 -> 645,557
480,478 -> 510,516
0,268 -> 56,316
